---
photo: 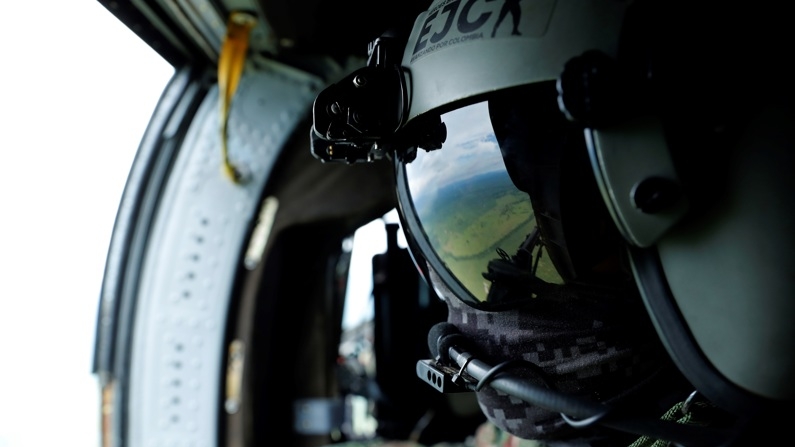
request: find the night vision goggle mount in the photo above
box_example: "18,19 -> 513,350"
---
311,36 -> 446,164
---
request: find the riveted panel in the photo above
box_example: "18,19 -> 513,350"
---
129,63 -> 322,447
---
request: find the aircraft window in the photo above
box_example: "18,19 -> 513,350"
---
332,209 -> 478,444
337,209 -> 405,439
342,208 -> 405,331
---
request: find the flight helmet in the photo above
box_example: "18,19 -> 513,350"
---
311,0 -> 795,443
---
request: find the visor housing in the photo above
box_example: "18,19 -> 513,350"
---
401,0 -> 627,125
397,84 -> 633,310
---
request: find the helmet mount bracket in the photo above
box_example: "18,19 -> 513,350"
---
311,36 -> 446,164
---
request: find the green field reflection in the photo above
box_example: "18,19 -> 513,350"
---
405,102 -> 562,303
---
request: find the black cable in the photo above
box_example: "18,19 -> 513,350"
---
475,359 -> 554,392
448,345 -> 736,446
560,410 -> 610,428
475,359 -> 525,391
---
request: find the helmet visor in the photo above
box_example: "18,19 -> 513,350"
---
396,95 -> 567,310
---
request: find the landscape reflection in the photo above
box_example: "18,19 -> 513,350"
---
404,102 -> 560,302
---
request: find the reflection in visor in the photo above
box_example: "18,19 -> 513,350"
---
404,102 -> 563,304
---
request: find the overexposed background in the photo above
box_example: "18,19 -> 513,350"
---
0,1 -> 174,446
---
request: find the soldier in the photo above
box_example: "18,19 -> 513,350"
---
312,0 -> 794,445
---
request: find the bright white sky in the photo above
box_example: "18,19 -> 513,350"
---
0,2 -> 174,446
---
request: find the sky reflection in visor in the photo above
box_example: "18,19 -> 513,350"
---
405,102 -> 550,303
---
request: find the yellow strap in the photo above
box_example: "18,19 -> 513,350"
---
218,11 -> 257,184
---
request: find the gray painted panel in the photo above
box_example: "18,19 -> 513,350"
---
128,64 -> 321,447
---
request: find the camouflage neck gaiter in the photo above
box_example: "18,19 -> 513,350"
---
434,270 -> 686,444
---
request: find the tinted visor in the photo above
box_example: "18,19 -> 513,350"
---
397,86 -> 581,309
